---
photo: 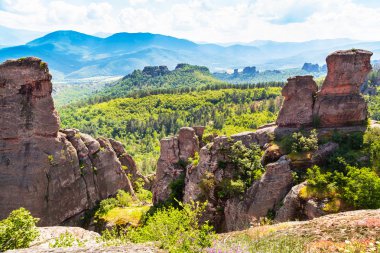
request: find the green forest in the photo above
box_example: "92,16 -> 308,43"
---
60,87 -> 282,174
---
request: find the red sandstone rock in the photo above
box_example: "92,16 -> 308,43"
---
314,49 -> 372,127
0,58 -> 133,225
276,76 -> 318,127
320,49 -> 373,95
152,127 -> 200,204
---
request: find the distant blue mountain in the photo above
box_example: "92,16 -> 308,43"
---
0,30 -> 379,79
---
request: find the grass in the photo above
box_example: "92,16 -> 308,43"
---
210,223 -> 309,252
101,206 -> 150,227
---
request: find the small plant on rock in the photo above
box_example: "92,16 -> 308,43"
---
0,208 -> 39,251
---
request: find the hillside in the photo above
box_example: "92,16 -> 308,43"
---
59,87 -> 282,174
89,63 -> 226,102
1,30 -> 380,79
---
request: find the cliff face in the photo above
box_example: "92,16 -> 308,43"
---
0,58 -> 135,225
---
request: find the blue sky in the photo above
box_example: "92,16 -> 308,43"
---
1,0 -> 380,43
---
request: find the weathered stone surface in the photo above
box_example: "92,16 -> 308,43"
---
275,182 -> 307,222
311,142 -> 339,165
305,199 -> 326,219
224,156 -> 294,231
152,127 -> 200,204
261,143 -> 283,165
109,138 -> 151,190
276,76 -> 318,127
7,226 -> 160,252
0,58 -> 134,225
314,49 -> 372,127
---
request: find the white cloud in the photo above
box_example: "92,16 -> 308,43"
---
0,0 -> 380,43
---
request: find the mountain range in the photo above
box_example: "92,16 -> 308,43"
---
0,30 -> 379,79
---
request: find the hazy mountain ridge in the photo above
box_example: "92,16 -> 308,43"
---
0,30 -> 380,79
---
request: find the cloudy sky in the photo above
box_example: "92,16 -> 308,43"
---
1,0 -> 380,43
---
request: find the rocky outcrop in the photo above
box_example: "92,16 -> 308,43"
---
278,49 -> 373,128
152,127 -> 201,204
313,49 -> 372,127
276,76 -> 318,127
142,66 -> 169,77
0,58 -> 137,225
242,66 -> 258,75
224,157 -> 293,231
302,63 -> 320,72
109,138 -> 151,190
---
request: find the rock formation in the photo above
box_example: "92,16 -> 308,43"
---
313,49 -> 372,127
142,66 -> 170,77
152,127 -> 201,204
224,156 -> 293,231
276,76 -> 318,127
277,49 -> 373,128
0,58 -> 137,225
302,63 -> 320,72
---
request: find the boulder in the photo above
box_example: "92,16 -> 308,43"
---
276,75 -> 318,127
0,58 -> 133,225
313,49 -> 372,127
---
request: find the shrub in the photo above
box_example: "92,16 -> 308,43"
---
305,165 -> 380,209
229,141 -> 264,188
95,198 -> 119,219
342,166 -> 380,209
0,208 -> 39,251
291,129 -> 318,153
188,152 -> 200,166
127,201 -> 214,253
116,190 -> 133,207
49,231 -> 85,248
216,179 -> 245,199
364,127 -> 380,172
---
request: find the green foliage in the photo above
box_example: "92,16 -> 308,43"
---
59,88 -> 281,175
188,151 -> 200,166
216,179 -> 245,199
49,231 -> 85,248
127,201 -> 215,253
229,141 -> 264,188
305,165 -> 380,209
168,173 -> 186,205
342,166 -> 380,209
95,198 -> 119,219
116,190 -> 134,207
291,129 -> 318,153
364,127 -> 380,172
0,208 -> 39,251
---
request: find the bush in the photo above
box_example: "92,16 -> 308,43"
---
342,166 -> 380,209
95,198 -> 119,219
49,231 -> 85,248
216,179 -> 245,199
229,141 -> 264,188
128,201 -> 215,253
305,165 -> 380,209
291,129 -> 318,153
116,190 -> 133,207
364,127 -> 380,172
0,208 -> 39,251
